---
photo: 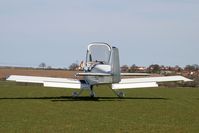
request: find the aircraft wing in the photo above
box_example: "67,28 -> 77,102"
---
7,75 -> 90,89
112,76 -> 192,89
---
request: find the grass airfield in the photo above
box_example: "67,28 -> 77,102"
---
0,81 -> 199,133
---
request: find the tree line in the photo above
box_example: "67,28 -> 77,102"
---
121,64 -> 199,74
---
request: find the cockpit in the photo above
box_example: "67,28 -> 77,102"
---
86,42 -> 112,66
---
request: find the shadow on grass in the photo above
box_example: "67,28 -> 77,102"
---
0,96 -> 169,102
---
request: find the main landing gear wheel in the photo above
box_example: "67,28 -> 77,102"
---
117,91 -> 125,98
112,89 -> 125,98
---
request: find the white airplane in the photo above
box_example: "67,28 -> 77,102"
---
7,42 -> 192,97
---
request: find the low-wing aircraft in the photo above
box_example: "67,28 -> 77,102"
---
7,42 -> 192,97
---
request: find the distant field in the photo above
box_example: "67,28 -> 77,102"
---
0,81 -> 199,133
0,68 -> 78,79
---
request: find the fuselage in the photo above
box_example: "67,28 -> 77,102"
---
83,42 -> 121,85
84,64 -> 112,85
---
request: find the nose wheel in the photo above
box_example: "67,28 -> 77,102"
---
72,89 -> 84,97
90,85 -> 96,98
72,85 -> 96,98
72,91 -> 79,97
90,92 -> 96,98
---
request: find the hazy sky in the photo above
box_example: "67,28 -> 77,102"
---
0,0 -> 198,68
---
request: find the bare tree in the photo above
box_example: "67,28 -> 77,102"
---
39,62 -> 46,69
69,63 -> 79,70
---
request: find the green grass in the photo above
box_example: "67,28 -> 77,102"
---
0,81 -> 199,133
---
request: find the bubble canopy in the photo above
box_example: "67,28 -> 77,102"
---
86,42 -> 112,64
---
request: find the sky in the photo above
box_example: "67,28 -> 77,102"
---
0,0 -> 199,68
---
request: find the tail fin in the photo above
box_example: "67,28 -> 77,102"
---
110,47 -> 121,83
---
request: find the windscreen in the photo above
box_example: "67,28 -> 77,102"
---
87,44 -> 111,64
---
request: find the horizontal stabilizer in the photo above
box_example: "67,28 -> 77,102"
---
7,75 -> 89,89
76,72 -> 111,76
121,73 -> 151,76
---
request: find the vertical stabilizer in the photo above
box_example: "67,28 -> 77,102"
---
110,47 -> 121,83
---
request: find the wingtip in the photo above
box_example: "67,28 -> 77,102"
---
183,77 -> 193,82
